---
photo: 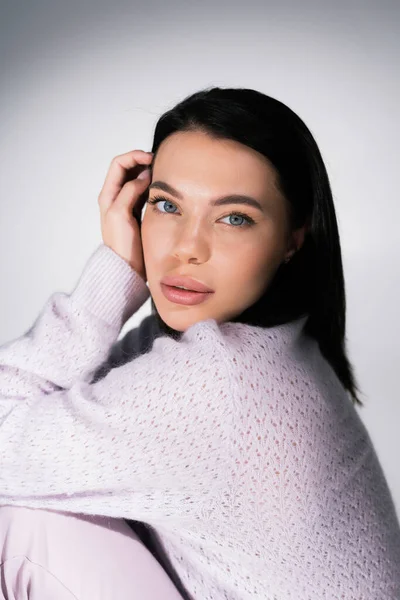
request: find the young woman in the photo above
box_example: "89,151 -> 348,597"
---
1,87 -> 400,599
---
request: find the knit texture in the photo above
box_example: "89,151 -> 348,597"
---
1,243 -> 400,599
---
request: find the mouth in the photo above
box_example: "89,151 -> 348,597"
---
160,283 -> 214,306
160,276 -> 214,294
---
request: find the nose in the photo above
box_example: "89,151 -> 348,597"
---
172,221 -> 211,264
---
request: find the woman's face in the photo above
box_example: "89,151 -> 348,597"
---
141,129 -> 304,332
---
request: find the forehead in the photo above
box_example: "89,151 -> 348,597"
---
152,130 -> 280,198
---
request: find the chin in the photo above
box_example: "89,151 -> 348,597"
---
163,313 -> 197,330
160,310 -> 209,333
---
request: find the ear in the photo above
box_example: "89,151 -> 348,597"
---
286,223 -> 308,260
293,223 -> 308,251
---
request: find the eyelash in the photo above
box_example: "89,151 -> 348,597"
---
147,195 -> 256,229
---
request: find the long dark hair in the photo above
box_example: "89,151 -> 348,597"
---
146,87 -> 363,407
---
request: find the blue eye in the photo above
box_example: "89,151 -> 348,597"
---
148,197 -> 177,214
147,195 -> 255,228
226,214 -> 247,227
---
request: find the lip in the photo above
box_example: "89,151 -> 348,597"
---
160,283 -> 213,306
160,274 -> 214,293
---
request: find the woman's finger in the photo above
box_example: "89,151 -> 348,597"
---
111,169 -> 151,218
98,150 -> 153,213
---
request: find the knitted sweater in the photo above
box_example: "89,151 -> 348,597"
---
1,243 -> 400,600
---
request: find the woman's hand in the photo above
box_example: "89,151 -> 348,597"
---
98,150 -> 153,282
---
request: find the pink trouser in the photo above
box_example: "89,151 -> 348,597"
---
0,505 -> 185,600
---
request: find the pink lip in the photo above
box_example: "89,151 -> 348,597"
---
160,283 -> 214,306
160,275 -> 214,293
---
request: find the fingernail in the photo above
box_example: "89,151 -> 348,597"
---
138,168 -> 151,180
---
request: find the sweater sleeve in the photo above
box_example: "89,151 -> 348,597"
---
0,244 -> 151,396
0,245 -> 232,520
0,321 -> 232,520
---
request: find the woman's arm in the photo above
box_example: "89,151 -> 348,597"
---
0,244 -> 150,397
0,311 -> 232,521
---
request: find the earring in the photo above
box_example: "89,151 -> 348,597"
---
284,250 -> 296,264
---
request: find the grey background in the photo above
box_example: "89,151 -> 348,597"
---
1,0 -> 399,514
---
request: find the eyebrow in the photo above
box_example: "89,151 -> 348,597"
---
148,181 -> 264,212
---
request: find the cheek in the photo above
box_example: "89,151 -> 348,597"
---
140,218 -> 153,262
217,242 -> 264,282
222,237 -> 280,292
141,210 -> 155,240
141,215 -> 169,263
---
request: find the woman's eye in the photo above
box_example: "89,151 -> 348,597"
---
147,196 -> 255,228
148,197 -> 178,214
220,214 -> 248,227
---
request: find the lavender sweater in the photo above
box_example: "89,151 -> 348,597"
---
1,243 -> 400,599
